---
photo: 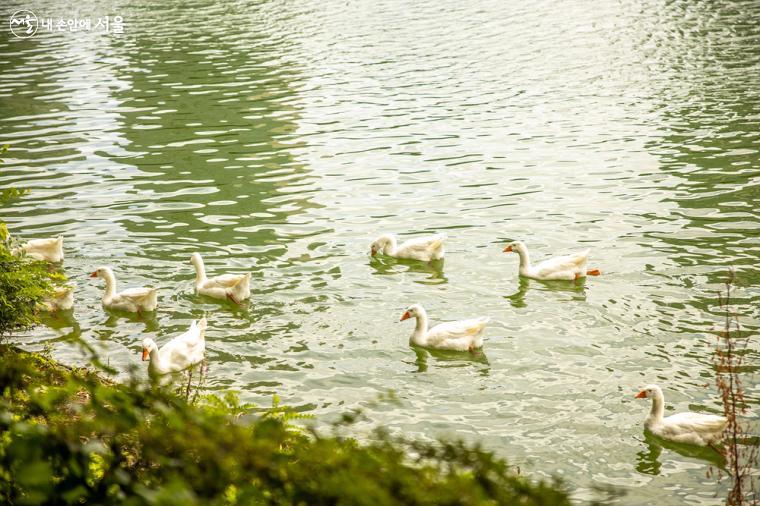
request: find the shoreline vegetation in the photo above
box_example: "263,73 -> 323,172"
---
0,344 -> 570,505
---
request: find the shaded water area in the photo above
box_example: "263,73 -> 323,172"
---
1,0 -> 758,503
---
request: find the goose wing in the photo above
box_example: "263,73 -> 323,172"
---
664,412 -> 728,435
398,234 -> 446,256
203,273 -> 247,289
26,237 -> 59,249
160,324 -> 204,371
175,321 -> 204,348
160,340 -> 194,371
534,250 -> 589,276
118,287 -> 156,302
22,236 -> 63,261
427,317 -> 489,345
52,285 -> 73,298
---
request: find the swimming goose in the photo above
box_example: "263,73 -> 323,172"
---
503,240 -> 600,281
190,252 -> 251,304
400,303 -> 489,351
371,233 -> 445,261
15,236 -> 64,262
90,266 -> 158,313
635,384 -> 727,447
142,318 -> 207,377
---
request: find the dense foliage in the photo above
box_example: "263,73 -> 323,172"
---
0,232 -> 61,340
0,346 -> 570,505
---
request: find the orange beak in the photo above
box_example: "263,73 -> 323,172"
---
141,349 -> 149,361
89,271 -> 98,278
503,245 -> 513,253
400,311 -> 411,321
635,390 -> 647,399
371,250 -> 377,257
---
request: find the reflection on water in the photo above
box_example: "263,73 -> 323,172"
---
1,0 -> 757,503
636,432 -> 726,476
101,310 -> 160,333
369,256 -> 447,284
408,344 -> 491,374
503,276 -> 588,308
38,311 -> 80,337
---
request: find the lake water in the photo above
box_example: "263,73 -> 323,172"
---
1,0 -> 758,503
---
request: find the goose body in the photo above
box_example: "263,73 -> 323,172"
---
90,266 -> 158,313
191,253 -> 251,304
16,236 -> 64,262
41,284 -> 74,311
400,303 -> 489,351
371,233 -> 445,261
635,384 -> 727,446
142,318 -> 207,376
503,241 -> 600,281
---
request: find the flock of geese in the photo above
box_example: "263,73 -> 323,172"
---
14,232 -> 728,448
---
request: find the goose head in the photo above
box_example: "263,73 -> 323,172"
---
400,303 -> 424,321
370,234 -> 394,256
635,384 -> 663,400
89,266 -> 116,286
503,240 -> 527,255
142,338 -> 157,361
89,266 -> 110,278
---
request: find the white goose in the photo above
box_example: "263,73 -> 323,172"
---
190,253 -> 251,304
371,233 -> 445,261
142,318 -> 207,377
635,384 -> 727,447
41,284 -> 74,311
90,266 -> 158,313
503,240 -> 600,281
400,303 -> 489,351
15,236 -> 64,262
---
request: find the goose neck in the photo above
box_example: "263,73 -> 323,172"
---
410,308 -> 429,344
646,393 -> 665,426
148,343 -> 165,372
102,269 -> 116,300
192,256 -> 207,284
516,247 -> 531,271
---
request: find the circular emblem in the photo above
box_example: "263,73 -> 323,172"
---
9,10 -> 38,38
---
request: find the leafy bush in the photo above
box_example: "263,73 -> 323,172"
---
0,236 -> 62,340
0,346 -> 570,505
